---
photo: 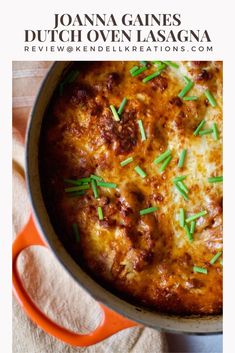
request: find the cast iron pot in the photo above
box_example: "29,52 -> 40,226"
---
12,61 -> 222,347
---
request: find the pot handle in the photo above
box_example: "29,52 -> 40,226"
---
12,215 -> 138,346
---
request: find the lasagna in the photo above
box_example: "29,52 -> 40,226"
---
40,61 -> 223,315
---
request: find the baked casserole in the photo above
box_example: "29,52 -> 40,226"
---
40,61 -> 222,315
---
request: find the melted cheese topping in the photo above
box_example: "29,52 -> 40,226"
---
40,61 -> 222,314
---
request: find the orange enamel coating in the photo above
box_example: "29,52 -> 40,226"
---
12,215 -> 138,346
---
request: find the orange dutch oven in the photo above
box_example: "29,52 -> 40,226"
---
12,61 -> 222,347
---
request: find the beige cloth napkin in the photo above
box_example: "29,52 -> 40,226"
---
12,61 -> 168,353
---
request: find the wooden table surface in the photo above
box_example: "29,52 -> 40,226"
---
12,61 -> 52,140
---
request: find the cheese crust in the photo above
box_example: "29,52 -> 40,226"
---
40,61 -> 223,315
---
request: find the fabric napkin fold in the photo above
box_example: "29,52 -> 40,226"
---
12,61 -> 168,353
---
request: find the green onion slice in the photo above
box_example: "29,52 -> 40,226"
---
64,70 -> 79,85
185,224 -> 193,242
154,149 -> 171,165
210,252 -> 222,265
140,206 -> 158,215
142,71 -> 161,83
91,179 -> 99,199
65,184 -> 90,192
162,61 -> 179,68
159,155 -> 172,173
178,149 -> 187,168
177,180 -> 189,194
64,177 -> 91,185
152,61 -> 166,70
178,79 -> 194,98
131,66 -> 147,77
118,97 -> 128,115
129,65 -> 139,75
110,105 -> 120,121
183,96 -> 198,101
179,208 -> 185,227
97,181 -> 117,188
185,210 -> 207,223
120,157 -> 134,167
72,223 -> 80,242
134,166 -> 147,178
67,190 -> 85,198
212,122 -> 219,140
174,182 -> 189,201
137,120 -> 147,141
193,266 -> 208,274
90,174 -> 103,181
204,89 -> 217,107
59,83 -> 64,96
193,119 -> 206,136
208,176 -> 223,183
190,221 -> 196,235
199,128 -> 213,136
173,175 -> 187,182
97,206 -> 104,220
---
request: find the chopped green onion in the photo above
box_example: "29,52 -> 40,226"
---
179,208 -> 185,227
72,223 -> 80,242
193,266 -> 208,274
118,97 -> 128,115
64,179 -> 82,185
212,122 -> 219,140
97,206 -> 104,220
97,181 -> 117,188
64,70 -> 79,84
131,66 -> 147,77
220,259 -> 223,266
110,105 -> 120,121
91,179 -> 99,199
174,182 -> 189,201
199,128 -> 213,136
208,176 -> 223,183
162,61 -> 179,69
140,61 -> 147,66
185,210 -> 207,223
204,89 -> 217,107
193,119 -> 206,136
140,206 -> 158,215
90,174 -> 103,181
59,83 -> 64,96
177,180 -> 189,194
64,177 -> 90,185
178,79 -> 194,98
137,120 -> 147,141
173,175 -> 187,182
65,184 -> 90,192
185,224 -> 193,242
154,149 -> 171,165
67,190 -> 85,198
190,221 -> 196,235
178,149 -> 187,168
159,155 -> 172,173
183,76 -> 191,84
142,71 -> 161,83
183,96 -> 198,101
210,252 -> 222,265
152,61 -> 166,70
134,165 -> 147,178
120,157 -> 134,167
129,65 -> 139,75
152,60 -> 162,66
